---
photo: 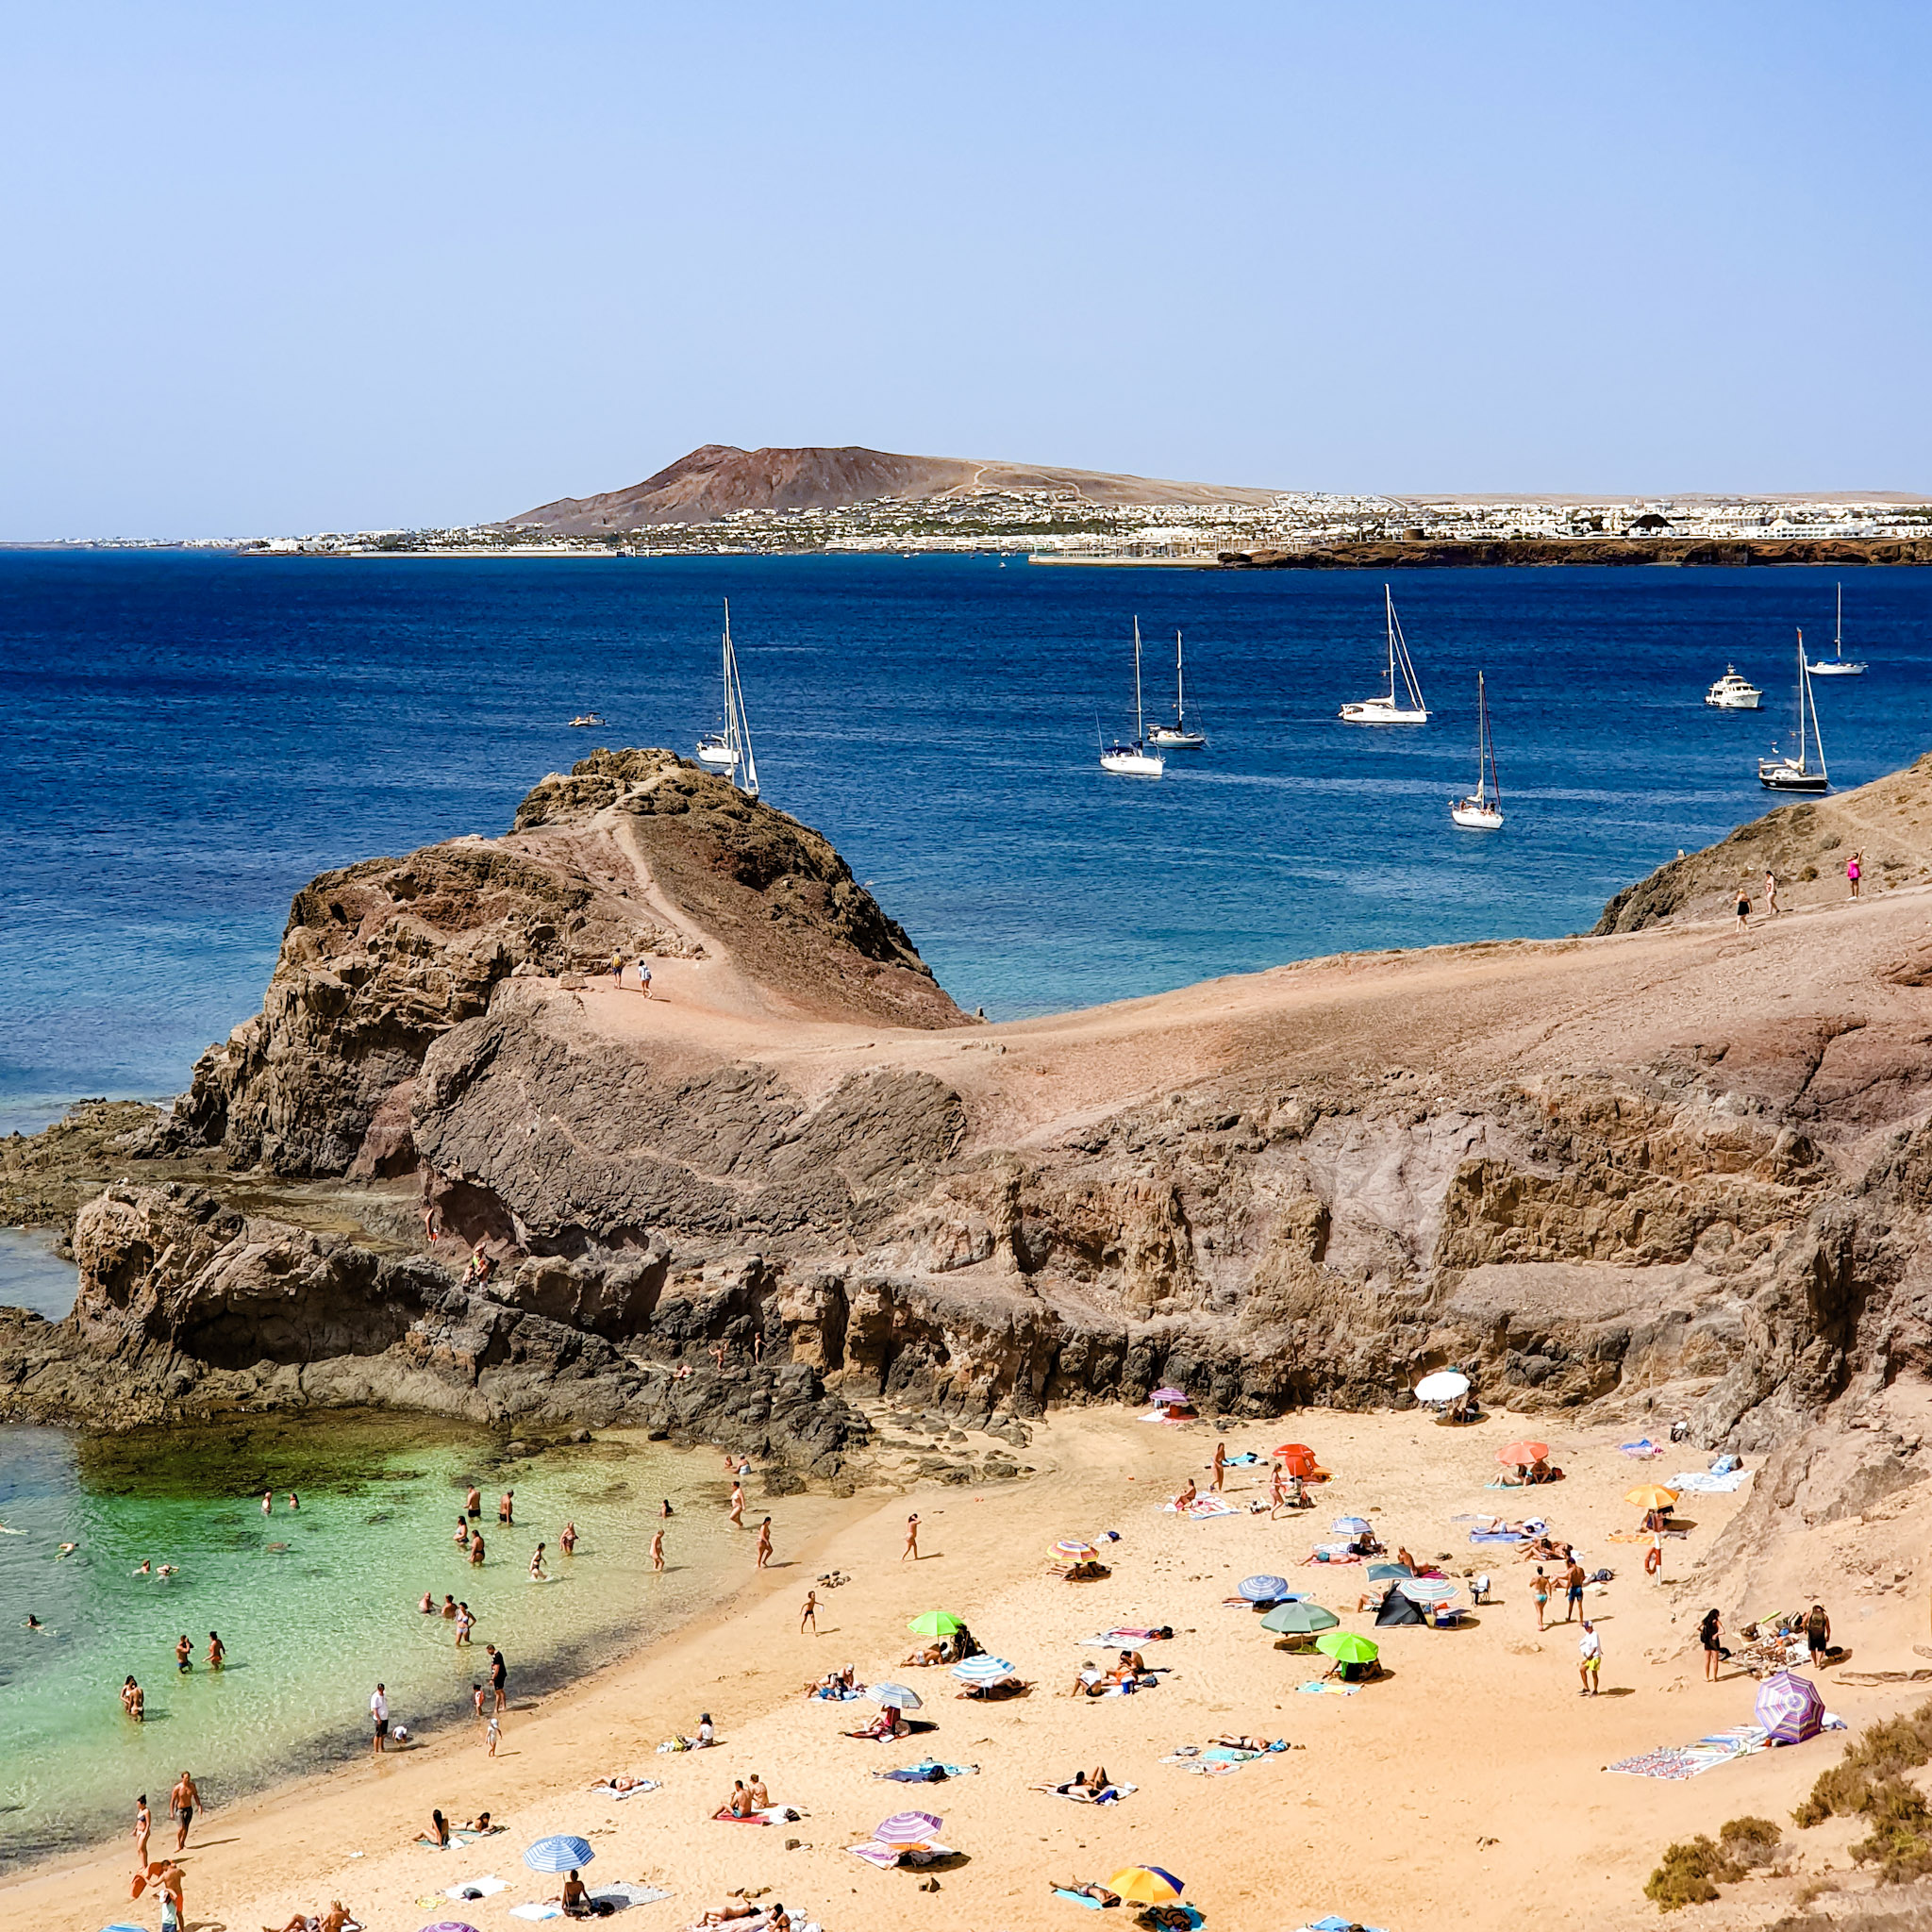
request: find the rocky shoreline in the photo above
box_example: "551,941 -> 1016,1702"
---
8,746 -> 1932,1486
1221,533 -> 1932,570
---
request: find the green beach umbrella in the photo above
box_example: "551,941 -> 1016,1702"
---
907,1610 -> 965,1638
1314,1630 -> 1380,1664
1261,1600 -> 1340,1635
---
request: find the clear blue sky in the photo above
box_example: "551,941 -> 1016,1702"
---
3,2 -> 1926,536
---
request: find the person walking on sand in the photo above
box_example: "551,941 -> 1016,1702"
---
800,1590 -> 818,1634
729,1481 -> 744,1528
370,1683 -> 390,1756
1269,1462 -> 1289,1519
755,1517 -> 773,1570
1735,885 -> 1751,931
1577,1620 -> 1602,1696
170,1770 -> 200,1849
1211,1438 -> 1227,1492
903,1513 -> 920,1561
610,950 -> 624,988
486,1710 -> 501,1757
1807,1601 -> 1832,1670
650,1528 -> 665,1574
640,961 -> 653,999
1530,1566 -> 1550,1629
1562,1557 -> 1585,1624
1764,868 -> 1780,915
1700,1607 -> 1724,1681
1848,852 -> 1863,899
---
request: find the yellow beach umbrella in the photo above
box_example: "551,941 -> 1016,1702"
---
1625,1485 -> 1680,1511
1108,1866 -> 1184,1905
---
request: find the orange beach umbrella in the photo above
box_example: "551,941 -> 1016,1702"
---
1496,1441 -> 1549,1466
1625,1485 -> 1680,1512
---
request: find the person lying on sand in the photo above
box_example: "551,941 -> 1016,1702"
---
458,1812 -> 498,1835
1039,1765 -> 1115,1798
1139,1904 -> 1192,1929
852,1708 -> 907,1739
263,1904 -> 355,1932
901,1643 -> 946,1667
1060,1559 -> 1110,1581
1208,1733 -> 1280,1752
589,1774 -> 652,1793
691,1903 -> 791,1927
1051,1880 -> 1121,1907
957,1675 -> 1027,1700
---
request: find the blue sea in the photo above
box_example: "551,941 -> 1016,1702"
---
4,549 -> 1930,1131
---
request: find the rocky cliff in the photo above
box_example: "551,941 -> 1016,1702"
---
1223,535 -> 1932,569
8,751 -> 1932,1469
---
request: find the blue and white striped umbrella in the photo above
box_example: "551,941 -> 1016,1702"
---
524,1836 -> 595,1873
1240,1574 -> 1290,1603
1397,1576 -> 1458,1606
1332,1517 -> 1372,1534
868,1682 -> 924,1709
951,1654 -> 1017,1684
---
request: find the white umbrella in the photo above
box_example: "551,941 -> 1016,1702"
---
1396,1576 -> 1458,1606
1414,1370 -> 1470,1404
950,1655 -> 1017,1684
868,1682 -> 924,1709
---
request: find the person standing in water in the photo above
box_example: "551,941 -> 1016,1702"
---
560,1521 -> 577,1556
175,1635 -> 192,1674
261,1490 -> 274,1516
370,1684 -> 390,1756
529,1542 -> 549,1582
650,1528 -> 666,1574
133,1793 -> 151,1867
729,1482 -> 744,1528
466,1486 -> 481,1518
499,1491 -> 514,1526
208,1630 -> 225,1668
469,1527 -> 486,1566
755,1517 -> 773,1570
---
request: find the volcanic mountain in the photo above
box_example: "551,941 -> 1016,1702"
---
506,442 -> 1280,532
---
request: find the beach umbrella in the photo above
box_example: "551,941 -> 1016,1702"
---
1625,1485 -> 1680,1511
1050,1538 -> 1099,1560
1414,1370 -> 1470,1403
1108,1866 -> 1184,1905
1240,1574 -> 1291,1602
1273,1442 -> 1314,1459
1497,1441 -> 1549,1465
951,1655 -> 1017,1685
1315,1631 -> 1380,1663
1397,1577 -> 1458,1606
1275,1447 -> 1319,1477
907,1609 -> 964,1638
1366,1562 -> 1411,1581
524,1837 -> 594,1873
1150,1387 -> 1189,1405
1756,1669 -> 1825,1745
1261,1601 -> 1340,1635
868,1682 -> 924,1709
104,1924 -> 151,1932
420,1924 -> 481,1932
1331,1516 -> 1372,1534
874,1810 -> 943,1845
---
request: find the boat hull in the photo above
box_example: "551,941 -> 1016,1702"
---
1450,798 -> 1504,830
1807,662 -> 1866,676
1705,693 -> 1762,709
1340,702 -> 1427,725
1100,749 -> 1164,777
1757,762 -> 1828,792
1147,729 -> 1207,749
695,746 -> 738,771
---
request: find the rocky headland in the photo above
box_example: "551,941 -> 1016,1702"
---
1222,534 -> 1932,569
8,747 -> 1932,1517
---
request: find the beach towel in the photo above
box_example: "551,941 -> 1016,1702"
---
1039,1780 -> 1137,1804
592,1885 -> 672,1909
874,1761 -> 977,1782
845,1838 -> 955,1869
1080,1626 -> 1173,1641
1161,1495 -> 1239,1519
1301,1918 -> 1390,1932
593,1779 -> 662,1800
1296,1680 -> 1358,1696
509,1907 -> 562,1922
1670,1469 -> 1752,1493
1054,1889 -> 1110,1910
1468,1529 -> 1523,1544
1620,1439 -> 1661,1457
446,1876 -> 509,1901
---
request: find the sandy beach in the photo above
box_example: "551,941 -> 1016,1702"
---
8,1398 -> 1930,1932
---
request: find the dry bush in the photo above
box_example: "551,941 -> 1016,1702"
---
1645,1836 -> 1744,1911
1849,1775 -> 1932,1884
1793,1701 -> 1932,1825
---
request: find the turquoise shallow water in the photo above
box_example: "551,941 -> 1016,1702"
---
0,1411 -> 847,1868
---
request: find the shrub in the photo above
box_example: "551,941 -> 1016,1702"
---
1644,1836 -> 1742,1911
1793,1701 -> 1932,1825
1849,1777 -> 1932,1884
1719,1815 -> 1782,1867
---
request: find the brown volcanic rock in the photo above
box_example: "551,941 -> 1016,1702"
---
508,441 -> 1279,532
1225,535 -> 1932,569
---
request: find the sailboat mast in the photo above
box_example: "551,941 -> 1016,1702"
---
1175,630 -> 1186,724
1132,617 -> 1144,743
1836,582 -> 1843,659
1385,584 -> 1396,702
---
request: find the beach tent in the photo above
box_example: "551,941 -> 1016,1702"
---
1414,1370 -> 1470,1404
524,1837 -> 594,1873
1374,1589 -> 1424,1626
1240,1574 -> 1291,1603
1262,1601 -> 1340,1635
1756,1670 -> 1826,1745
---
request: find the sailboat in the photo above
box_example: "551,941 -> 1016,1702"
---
1757,631 -> 1829,793
1146,630 -> 1207,749
1449,672 -> 1504,830
1340,586 -> 1428,724
1808,583 -> 1868,676
693,600 -> 760,797
1099,618 -> 1165,777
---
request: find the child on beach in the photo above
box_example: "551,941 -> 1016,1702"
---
485,1712 -> 501,1757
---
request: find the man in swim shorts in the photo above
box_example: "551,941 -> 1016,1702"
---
1578,1620 -> 1602,1695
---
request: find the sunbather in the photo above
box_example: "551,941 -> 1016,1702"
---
1068,1664 -> 1108,1697
558,1871 -> 591,1918
414,1809 -> 451,1847
1208,1732 -> 1276,1751
1061,1559 -> 1110,1581
1051,1880 -> 1121,1907
901,1643 -> 946,1667
589,1774 -> 650,1793
1172,1478 -> 1197,1510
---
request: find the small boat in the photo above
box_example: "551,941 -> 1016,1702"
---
1704,666 -> 1763,709
1340,586 -> 1427,724
693,600 -> 760,796
1099,618 -> 1165,777
1449,672 -> 1504,830
1757,633 -> 1829,793
568,713 -> 605,728
1808,584 -> 1867,676
1145,630 -> 1207,749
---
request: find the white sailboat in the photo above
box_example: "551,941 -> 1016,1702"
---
693,600 -> 760,796
1340,586 -> 1428,724
1757,631 -> 1828,793
1145,629 -> 1207,749
1449,672 -> 1504,830
1808,583 -> 1867,676
1099,618 -> 1165,777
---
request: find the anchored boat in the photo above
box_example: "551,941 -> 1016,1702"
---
1449,672 -> 1504,831
1099,618 -> 1165,777
1757,633 -> 1829,793
1340,586 -> 1427,724
694,600 -> 760,796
